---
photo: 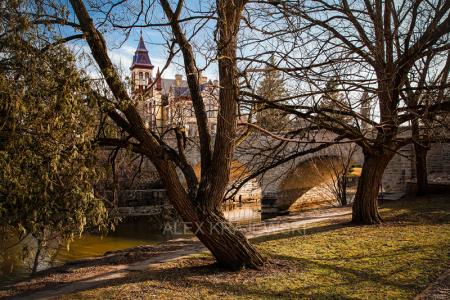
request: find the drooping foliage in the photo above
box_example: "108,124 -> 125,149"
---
0,1 -> 109,273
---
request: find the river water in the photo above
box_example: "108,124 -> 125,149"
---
0,202 -> 261,284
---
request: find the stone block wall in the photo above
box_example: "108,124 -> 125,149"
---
427,143 -> 450,182
382,143 -> 450,193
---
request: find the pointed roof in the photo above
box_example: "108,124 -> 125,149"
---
137,35 -> 147,51
131,35 -> 154,70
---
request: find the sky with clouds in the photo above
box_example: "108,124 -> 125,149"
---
73,0 -> 219,82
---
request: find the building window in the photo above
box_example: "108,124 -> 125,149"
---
165,107 -> 170,119
187,123 -> 196,137
139,72 -> 143,80
145,72 -> 149,80
185,107 -> 193,117
147,102 -> 152,114
206,103 -> 217,118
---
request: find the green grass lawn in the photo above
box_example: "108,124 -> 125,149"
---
65,195 -> 450,299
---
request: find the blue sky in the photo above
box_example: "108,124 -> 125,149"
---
108,32 -> 219,81
66,0 -> 219,81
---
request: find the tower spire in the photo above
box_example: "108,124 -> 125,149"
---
130,32 -> 153,70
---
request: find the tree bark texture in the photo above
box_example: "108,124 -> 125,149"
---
352,152 -> 393,224
193,209 -> 264,269
157,160 -> 265,270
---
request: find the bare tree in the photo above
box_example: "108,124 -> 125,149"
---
403,53 -> 450,195
237,0 -> 450,224
65,0 -> 264,269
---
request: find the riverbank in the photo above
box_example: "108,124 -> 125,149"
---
1,195 -> 449,299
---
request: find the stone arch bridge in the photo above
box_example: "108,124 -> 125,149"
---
182,133 -> 450,214
112,132 -> 450,216
183,134 -> 362,214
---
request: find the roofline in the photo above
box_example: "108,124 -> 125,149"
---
130,64 -> 154,70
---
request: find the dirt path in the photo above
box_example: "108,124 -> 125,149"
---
1,206 -> 352,299
415,269 -> 450,300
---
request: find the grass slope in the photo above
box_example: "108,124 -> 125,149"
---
66,195 -> 450,299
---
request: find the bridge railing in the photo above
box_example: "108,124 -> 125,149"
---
104,189 -> 168,207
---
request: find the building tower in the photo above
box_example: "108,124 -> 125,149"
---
130,34 -> 156,128
130,34 -> 154,92
129,33 -> 218,134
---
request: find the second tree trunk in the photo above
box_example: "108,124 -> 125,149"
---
352,153 -> 392,224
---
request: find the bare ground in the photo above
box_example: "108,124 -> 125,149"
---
415,269 -> 450,300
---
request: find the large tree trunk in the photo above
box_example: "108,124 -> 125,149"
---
193,209 -> 264,269
352,152 -> 393,224
167,194 -> 265,270
189,0 -> 264,269
157,161 -> 264,270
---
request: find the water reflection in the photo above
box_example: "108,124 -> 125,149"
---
0,201 -> 261,284
223,202 -> 261,223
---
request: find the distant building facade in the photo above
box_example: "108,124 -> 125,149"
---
130,35 -> 218,136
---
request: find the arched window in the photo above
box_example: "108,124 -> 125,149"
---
145,72 -> 149,79
139,72 -> 143,80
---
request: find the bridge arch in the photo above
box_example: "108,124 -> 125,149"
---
191,160 -> 262,202
274,155 -> 344,211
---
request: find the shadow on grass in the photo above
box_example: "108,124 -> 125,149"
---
379,196 -> 450,225
251,221 -> 352,244
3,195 -> 449,299
4,241 -> 431,299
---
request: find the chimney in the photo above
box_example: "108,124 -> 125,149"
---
156,67 -> 162,91
175,74 -> 182,87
